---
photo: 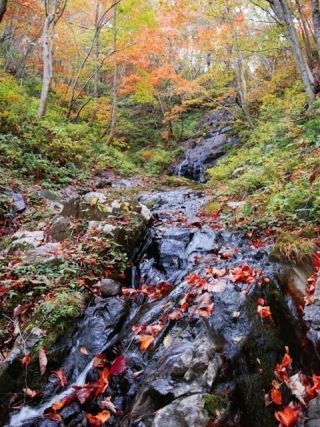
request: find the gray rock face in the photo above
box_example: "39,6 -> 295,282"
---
172,109 -> 237,182
100,278 -> 122,297
48,216 -> 70,241
0,188 -> 26,216
11,192 -> 26,214
24,242 -> 62,263
306,395 -> 320,427
277,261 -> 313,304
9,230 -> 44,252
152,394 -> 210,427
303,273 -> 320,352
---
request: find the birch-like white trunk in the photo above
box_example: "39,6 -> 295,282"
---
38,14 -> 55,117
312,0 -> 320,58
272,0 -> 315,103
107,2 -> 118,145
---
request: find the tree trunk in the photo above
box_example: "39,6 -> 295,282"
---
0,0 -> 7,23
106,2 -> 118,145
231,23 -> 254,128
93,0 -> 100,119
296,0 -> 314,67
234,55 -> 254,128
38,15 -> 55,117
271,0 -> 315,103
312,0 -> 320,58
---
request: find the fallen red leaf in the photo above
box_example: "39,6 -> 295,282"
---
230,264 -> 258,284
109,355 -> 127,376
274,405 -> 300,427
86,410 -> 111,426
21,353 -> 32,366
53,368 -> 68,387
257,305 -> 272,321
275,351 -> 292,382
271,387 -> 282,405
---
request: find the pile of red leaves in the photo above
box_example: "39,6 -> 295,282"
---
266,348 -> 320,426
122,282 -> 172,302
46,355 -> 127,426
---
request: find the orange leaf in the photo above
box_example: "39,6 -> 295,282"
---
21,353 -> 32,366
44,409 -> 62,422
51,394 -> 76,411
39,347 -> 47,376
138,334 -> 154,351
271,388 -> 282,405
86,410 -> 111,426
274,405 -> 300,427
53,368 -> 68,387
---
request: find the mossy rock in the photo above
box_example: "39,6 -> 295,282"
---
270,232 -> 316,265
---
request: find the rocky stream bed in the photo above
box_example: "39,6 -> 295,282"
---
2,113 -> 320,427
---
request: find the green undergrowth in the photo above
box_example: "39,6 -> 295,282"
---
208,81 -> 320,232
0,71 -> 202,192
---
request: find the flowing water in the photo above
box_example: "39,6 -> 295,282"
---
5,111 -> 318,426
6,188 -> 313,427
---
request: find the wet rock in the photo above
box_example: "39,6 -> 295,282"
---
60,402 -> 81,422
306,395 -> 320,427
11,191 -> 26,214
9,230 -> 44,252
48,215 -> 70,241
304,273 -> 320,352
100,278 -> 122,297
152,394 -> 210,427
95,177 -> 112,189
277,261 -> 313,304
173,133 -> 228,182
172,109 -> 237,182
43,297 -> 127,390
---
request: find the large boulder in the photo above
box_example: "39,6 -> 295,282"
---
100,278 -> 122,297
152,394 -> 210,427
8,230 -> 44,252
48,216 -> 70,241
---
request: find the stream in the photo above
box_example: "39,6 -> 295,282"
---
5,114 -> 320,427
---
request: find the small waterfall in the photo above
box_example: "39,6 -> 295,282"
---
9,360 -> 94,426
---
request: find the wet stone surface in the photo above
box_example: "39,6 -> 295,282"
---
7,189 -> 309,427
171,109 -> 237,182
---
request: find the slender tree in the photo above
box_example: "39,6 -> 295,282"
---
266,0 -> 315,103
312,0 -> 320,58
0,0 -> 7,23
106,1 -> 118,145
38,0 -> 67,117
